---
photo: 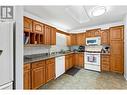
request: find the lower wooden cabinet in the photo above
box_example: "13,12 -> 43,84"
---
46,58 -> 55,83
101,55 -> 110,72
65,54 -> 73,71
31,61 -> 46,89
74,53 -> 84,68
24,58 -> 56,89
24,63 -> 31,89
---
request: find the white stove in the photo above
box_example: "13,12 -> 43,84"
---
84,46 -> 102,72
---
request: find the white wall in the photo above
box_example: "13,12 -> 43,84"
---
14,6 -> 24,89
124,15 -> 127,80
70,21 -> 123,33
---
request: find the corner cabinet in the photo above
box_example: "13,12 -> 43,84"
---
74,53 -> 84,68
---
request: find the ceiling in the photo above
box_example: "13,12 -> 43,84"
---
24,6 -> 127,31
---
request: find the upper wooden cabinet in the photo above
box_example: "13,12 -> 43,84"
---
110,26 -> 124,41
46,58 -> 55,83
24,17 -> 32,32
70,34 -> 77,45
50,28 -> 56,45
86,29 -> 101,38
77,33 -> 85,45
44,25 -> 51,45
33,21 -> 44,34
24,16 -> 56,45
101,29 -> 110,45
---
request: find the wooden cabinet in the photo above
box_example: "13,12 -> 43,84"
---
46,58 -> 55,83
110,26 -> 124,74
65,54 -> 74,71
44,25 -> 51,45
110,41 -> 124,74
70,34 -> 77,45
101,29 -> 110,45
24,63 -> 31,89
31,61 -> 46,89
33,21 -> 44,34
110,26 -> 124,41
77,33 -> 84,45
50,28 -> 56,45
24,16 -> 56,45
74,53 -> 84,68
101,55 -> 110,72
67,35 -> 71,46
86,29 -> 101,38
24,17 -> 33,32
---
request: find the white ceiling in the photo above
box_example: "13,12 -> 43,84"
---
24,6 -> 127,31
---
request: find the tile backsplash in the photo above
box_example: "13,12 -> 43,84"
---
24,45 -> 51,55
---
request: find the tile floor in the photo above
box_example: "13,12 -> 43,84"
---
39,69 -> 127,89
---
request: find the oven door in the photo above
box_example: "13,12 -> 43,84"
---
85,52 -> 100,65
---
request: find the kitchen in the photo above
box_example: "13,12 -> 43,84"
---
0,6 -> 127,90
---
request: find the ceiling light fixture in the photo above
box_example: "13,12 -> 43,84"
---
91,6 -> 106,17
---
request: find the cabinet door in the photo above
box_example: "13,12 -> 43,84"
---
78,53 -> 84,68
24,69 -> 31,89
70,34 -> 77,45
51,28 -> 56,45
110,26 -> 124,41
101,29 -> 109,45
65,55 -> 70,71
46,59 -> 55,82
77,34 -> 84,45
67,35 -> 71,46
69,54 -> 73,68
44,25 -> 51,45
110,41 -> 123,74
33,21 -> 44,33
101,55 -> 110,72
24,17 -> 32,32
94,30 -> 101,37
32,67 -> 46,89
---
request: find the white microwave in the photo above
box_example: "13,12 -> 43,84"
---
86,37 -> 101,45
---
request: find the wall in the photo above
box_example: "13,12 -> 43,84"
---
124,15 -> 127,80
70,21 -> 123,33
14,6 -> 24,89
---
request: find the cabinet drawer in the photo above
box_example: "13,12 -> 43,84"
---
32,61 -> 45,69
50,58 -> 55,63
102,65 -> 110,71
24,63 -> 31,70
102,62 -> 110,65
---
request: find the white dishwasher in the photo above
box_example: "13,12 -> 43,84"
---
55,56 -> 65,78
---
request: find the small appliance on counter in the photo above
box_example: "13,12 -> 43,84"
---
78,46 -> 85,52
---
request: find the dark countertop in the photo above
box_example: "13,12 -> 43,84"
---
24,52 -> 74,64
